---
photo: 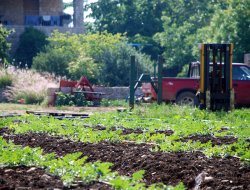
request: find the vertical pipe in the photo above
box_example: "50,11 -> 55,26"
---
157,55 -> 163,104
129,56 -> 136,109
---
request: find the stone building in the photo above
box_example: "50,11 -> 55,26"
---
0,0 -> 84,52
0,0 -> 84,31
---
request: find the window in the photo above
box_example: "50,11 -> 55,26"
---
233,66 -> 250,80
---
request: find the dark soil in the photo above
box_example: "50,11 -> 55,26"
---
0,166 -> 111,190
180,134 -> 238,146
89,125 -> 174,136
1,128 -> 250,190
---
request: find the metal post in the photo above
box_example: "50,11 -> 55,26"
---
129,56 -> 136,109
157,55 -> 163,104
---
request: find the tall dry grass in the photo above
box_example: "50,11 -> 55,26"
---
2,66 -> 58,104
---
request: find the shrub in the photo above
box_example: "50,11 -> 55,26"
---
14,91 -> 44,104
97,43 -> 153,86
15,27 -> 48,68
0,26 -> 11,64
0,70 -> 13,88
55,92 -> 88,106
32,31 -> 154,86
3,67 -> 58,104
67,53 -> 98,81
33,47 -> 72,77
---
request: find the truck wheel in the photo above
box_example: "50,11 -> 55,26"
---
176,92 -> 198,106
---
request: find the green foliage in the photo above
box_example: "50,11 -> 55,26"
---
33,45 -> 73,77
0,136 -> 182,189
15,27 -> 48,68
0,25 -> 11,63
14,91 -> 44,104
87,0 -> 166,59
85,0 -> 250,74
195,0 -> 250,62
177,64 -> 189,77
97,42 -> 153,86
33,31 -> 154,86
0,72 -> 13,88
87,0 -> 165,37
153,0 -> 250,75
3,104 -> 250,164
154,0 -> 213,76
55,92 -> 88,107
100,99 -> 127,107
1,105 -> 250,188
68,54 -> 97,80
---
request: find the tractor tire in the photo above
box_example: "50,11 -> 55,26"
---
176,91 -> 198,107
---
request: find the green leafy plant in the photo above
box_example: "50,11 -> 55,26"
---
55,92 -> 89,107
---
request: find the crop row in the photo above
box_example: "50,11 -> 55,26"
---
1,105 -> 250,165
0,136 -> 184,189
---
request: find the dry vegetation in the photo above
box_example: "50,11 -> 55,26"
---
0,66 -> 58,104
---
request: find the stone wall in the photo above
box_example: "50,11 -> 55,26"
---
94,87 -> 142,100
0,0 -> 23,25
0,0 -> 63,25
39,0 -> 63,15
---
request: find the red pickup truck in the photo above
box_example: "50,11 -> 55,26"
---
142,62 -> 250,106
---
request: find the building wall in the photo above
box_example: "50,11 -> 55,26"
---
0,0 -> 63,25
0,0 -> 24,25
23,0 -> 39,15
39,0 -> 63,15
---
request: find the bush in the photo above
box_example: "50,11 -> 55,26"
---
3,67 -> 58,104
15,27 -> 48,68
68,53 -> 98,81
0,72 -> 13,88
33,47 -> 72,77
55,92 -> 88,106
32,31 -> 154,86
97,43 -> 153,86
0,26 -> 11,64
14,91 -> 44,104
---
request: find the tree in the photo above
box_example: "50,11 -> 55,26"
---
97,43 -> 153,86
15,27 -> 48,68
0,25 -> 11,65
154,0 -> 250,76
195,0 -> 250,62
32,31 -> 154,85
86,0 -> 166,59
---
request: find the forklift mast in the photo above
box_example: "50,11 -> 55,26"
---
199,43 -> 234,111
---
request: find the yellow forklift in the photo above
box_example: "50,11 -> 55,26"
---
199,43 -> 234,111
